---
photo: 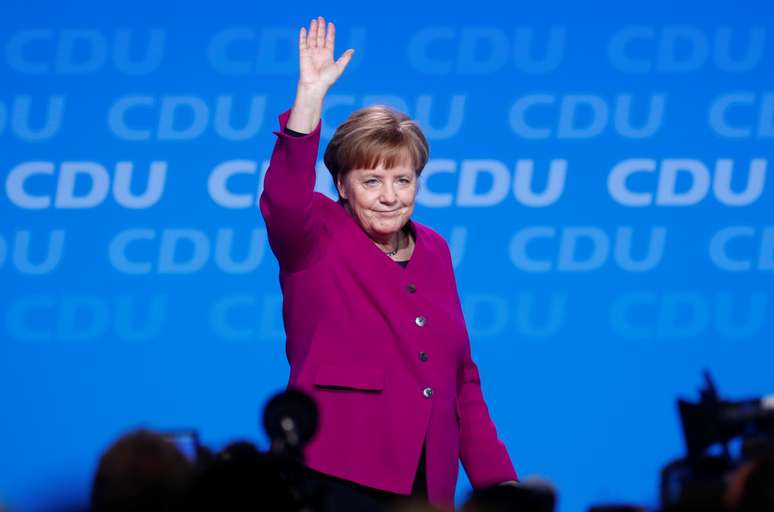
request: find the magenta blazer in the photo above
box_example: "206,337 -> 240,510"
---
259,108 -> 517,511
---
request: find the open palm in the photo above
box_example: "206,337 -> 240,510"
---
298,16 -> 354,91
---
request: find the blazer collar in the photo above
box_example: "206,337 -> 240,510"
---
329,201 -> 424,276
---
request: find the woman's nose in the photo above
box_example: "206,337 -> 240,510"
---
380,184 -> 397,203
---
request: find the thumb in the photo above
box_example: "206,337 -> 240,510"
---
335,48 -> 355,73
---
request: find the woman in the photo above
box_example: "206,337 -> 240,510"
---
259,16 -> 518,512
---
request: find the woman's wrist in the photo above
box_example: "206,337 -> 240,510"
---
296,81 -> 328,98
288,83 -> 325,133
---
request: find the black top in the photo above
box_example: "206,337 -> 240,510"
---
284,126 -> 412,269
284,126 -> 311,137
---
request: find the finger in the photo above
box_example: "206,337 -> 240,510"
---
325,21 -> 334,50
309,18 -> 317,48
335,48 -> 355,73
317,15 -> 325,49
299,27 -> 307,53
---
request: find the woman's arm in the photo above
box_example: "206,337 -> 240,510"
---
259,16 -> 354,271
288,16 -> 354,134
442,239 -> 518,487
458,340 -> 519,488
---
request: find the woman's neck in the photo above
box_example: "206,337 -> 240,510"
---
372,229 -> 402,254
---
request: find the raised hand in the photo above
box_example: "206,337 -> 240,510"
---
298,16 -> 355,94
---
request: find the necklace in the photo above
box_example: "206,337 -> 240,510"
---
383,231 -> 401,257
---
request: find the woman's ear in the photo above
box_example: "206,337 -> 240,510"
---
336,173 -> 348,200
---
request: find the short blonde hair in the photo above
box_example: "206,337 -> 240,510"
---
323,105 -> 429,198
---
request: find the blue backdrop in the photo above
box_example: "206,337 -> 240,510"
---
2,1 -> 773,510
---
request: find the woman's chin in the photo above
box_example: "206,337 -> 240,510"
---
384,219 -> 407,230
369,223 -> 401,237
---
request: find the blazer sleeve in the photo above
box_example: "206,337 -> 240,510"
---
448,246 -> 519,488
259,108 -> 325,272
458,340 -> 519,488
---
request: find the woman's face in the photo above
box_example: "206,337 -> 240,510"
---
337,161 -> 417,241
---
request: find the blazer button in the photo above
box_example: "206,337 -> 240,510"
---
422,387 -> 433,398
415,315 -> 426,327
419,351 -> 428,362
406,283 -> 417,293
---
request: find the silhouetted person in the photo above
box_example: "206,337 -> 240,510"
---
461,479 -> 556,512
91,428 -> 193,512
726,452 -> 774,512
186,440 -> 300,511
